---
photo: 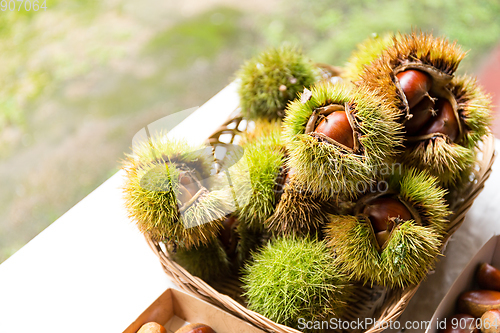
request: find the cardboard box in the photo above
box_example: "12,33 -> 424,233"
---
124,288 -> 265,333
426,235 -> 500,333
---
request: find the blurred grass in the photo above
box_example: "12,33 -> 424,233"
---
1,0 -> 500,263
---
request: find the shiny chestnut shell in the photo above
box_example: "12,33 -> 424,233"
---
363,197 -> 413,233
315,111 -> 354,149
396,69 -> 433,108
405,96 -> 435,135
477,263 -> 500,292
175,323 -> 216,333
418,98 -> 459,141
138,322 -> 167,333
457,290 -> 500,318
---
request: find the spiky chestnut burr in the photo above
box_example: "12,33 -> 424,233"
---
122,135 -> 232,249
241,237 -> 352,331
358,32 -> 492,186
236,45 -> 319,120
231,130 -> 286,231
170,239 -> 231,282
266,166 -> 330,237
231,124 -> 331,237
324,168 -> 450,287
282,81 -> 403,199
342,33 -> 395,83
238,118 -> 282,147
399,74 -> 492,186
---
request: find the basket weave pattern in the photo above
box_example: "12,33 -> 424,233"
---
145,110 -> 496,333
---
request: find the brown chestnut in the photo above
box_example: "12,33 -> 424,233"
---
440,314 -> 478,333
175,323 -> 216,333
457,290 -> 500,318
396,69 -> 433,108
137,322 -> 167,333
375,230 -> 390,248
481,309 -> 500,333
418,98 -> 459,141
363,197 -> 412,233
177,184 -> 194,205
477,264 -> 500,292
179,172 -> 200,197
219,216 -> 238,254
314,111 -> 354,149
405,96 -> 435,135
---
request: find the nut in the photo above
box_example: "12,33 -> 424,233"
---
457,290 -> 500,318
396,69 -> 433,108
314,111 -> 354,149
477,263 -> 500,292
137,322 -> 167,333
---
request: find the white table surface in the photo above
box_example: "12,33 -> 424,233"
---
0,81 -> 497,333
0,83 -> 240,333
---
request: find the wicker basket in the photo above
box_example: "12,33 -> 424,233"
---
145,109 -> 496,333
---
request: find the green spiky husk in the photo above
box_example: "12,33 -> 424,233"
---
357,34 -> 489,186
283,82 -> 403,199
237,45 -> 319,120
266,181 -> 329,237
325,215 -> 442,288
451,75 -> 493,149
342,33 -> 395,83
232,131 -> 285,231
235,220 -> 265,267
242,237 -> 352,331
388,167 -> 450,234
240,118 -> 282,146
170,240 -> 231,282
122,136 -> 231,248
358,31 -> 466,116
385,31 -> 465,76
399,137 -> 476,187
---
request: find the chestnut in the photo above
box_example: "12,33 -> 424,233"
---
396,69 -> 433,108
375,230 -> 390,248
457,290 -> 500,318
405,96 -> 435,135
137,322 -> 167,333
177,172 -> 201,205
440,314 -> 478,333
418,98 -> 459,141
314,111 -> 355,149
477,263 -> 500,292
481,309 -> 500,333
177,184 -> 194,206
175,323 -> 216,333
219,216 -> 238,254
179,172 -> 200,197
363,197 -> 412,233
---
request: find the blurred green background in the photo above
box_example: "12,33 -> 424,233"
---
1,0 -> 500,263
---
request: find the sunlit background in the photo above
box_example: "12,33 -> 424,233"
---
1,0 -> 500,263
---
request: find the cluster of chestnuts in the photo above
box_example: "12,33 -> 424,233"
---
442,263 -> 500,333
122,32 -> 493,332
